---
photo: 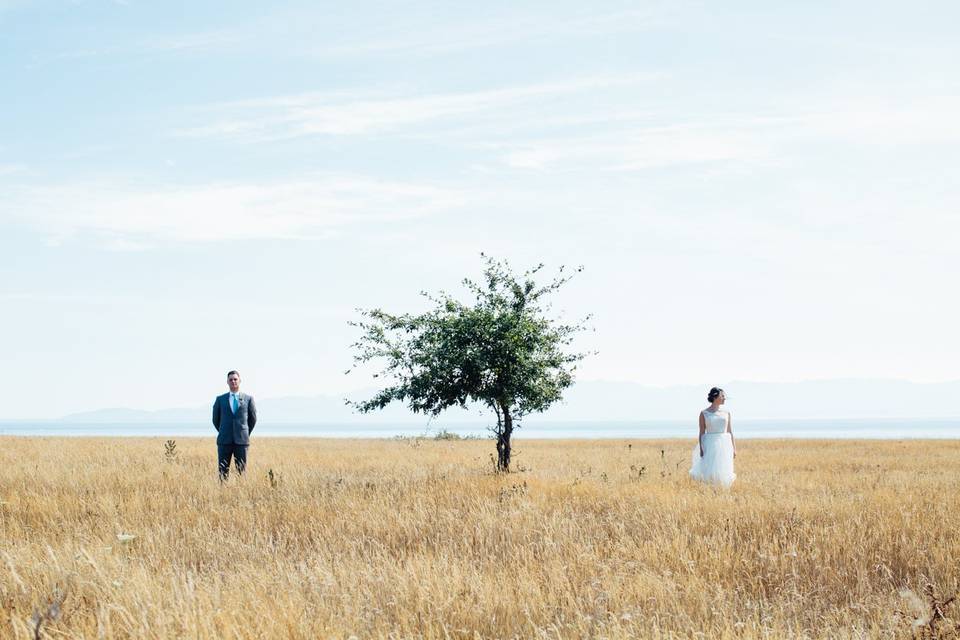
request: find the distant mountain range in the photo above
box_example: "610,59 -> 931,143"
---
56,379 -> 960,423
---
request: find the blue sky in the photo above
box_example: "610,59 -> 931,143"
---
1,1 -> 958,418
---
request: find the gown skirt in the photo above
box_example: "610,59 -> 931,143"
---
689,432 -> 736,487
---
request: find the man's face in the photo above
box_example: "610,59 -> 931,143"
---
227,373 -> 241,393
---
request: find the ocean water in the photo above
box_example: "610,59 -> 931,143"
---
0,418 -> 956,439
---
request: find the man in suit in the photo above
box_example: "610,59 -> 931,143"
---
212,370 -> 258,480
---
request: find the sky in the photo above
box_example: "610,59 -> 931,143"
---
1,1 -> 958,419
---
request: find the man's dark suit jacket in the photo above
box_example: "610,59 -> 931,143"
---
212,392 -> 257,445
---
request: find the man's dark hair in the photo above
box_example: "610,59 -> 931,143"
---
227,370 -> 240,378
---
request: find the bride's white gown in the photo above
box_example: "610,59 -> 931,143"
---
689,410 -> 736,487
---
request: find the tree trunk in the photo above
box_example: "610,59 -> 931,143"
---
496,405 -> 513,472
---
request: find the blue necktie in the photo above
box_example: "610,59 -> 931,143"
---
232,394 -> 238,412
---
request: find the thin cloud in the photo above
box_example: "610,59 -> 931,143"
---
2,174 -> 467,247
789,97 -> 960,145
49,27 -> 246,61
0,163 -> 27,176
498,125 -> 772,171
482,97 -> 960,171
317,7 -> 673,57
38,5 -> 673,63
173,74 -> 663,141
471,114 -> 806,172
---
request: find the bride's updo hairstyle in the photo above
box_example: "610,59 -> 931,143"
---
707,387 -> 724,403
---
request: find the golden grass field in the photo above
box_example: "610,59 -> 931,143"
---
1,436 -> 958,639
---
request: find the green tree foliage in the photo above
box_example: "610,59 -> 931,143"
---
348,256 -> 591,471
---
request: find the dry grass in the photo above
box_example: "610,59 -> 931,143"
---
1,436 -> 958,639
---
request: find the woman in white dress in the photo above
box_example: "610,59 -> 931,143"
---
689,387 -> 737,487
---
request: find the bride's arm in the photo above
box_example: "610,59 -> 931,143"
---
728,412 -> 736,458
698,412 -> 705,457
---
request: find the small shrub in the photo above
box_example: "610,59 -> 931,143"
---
30,588 -> 65,640
267,468 -> 281,489
898,582 -> 958,639
163,440 -> 178,463
497,482 -> 528,503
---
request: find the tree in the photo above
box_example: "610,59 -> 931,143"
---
347,255 -> 591,471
